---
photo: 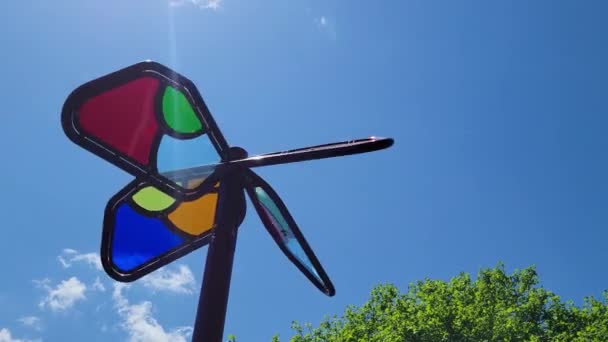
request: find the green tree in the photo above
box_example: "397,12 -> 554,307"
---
273,264 -> 608,342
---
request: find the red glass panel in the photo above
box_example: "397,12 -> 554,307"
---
79,77 -> 160,165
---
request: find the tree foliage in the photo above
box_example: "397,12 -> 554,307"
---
270,264 -> 608,342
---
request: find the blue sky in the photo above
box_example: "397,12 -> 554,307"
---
1,0 -> 607,341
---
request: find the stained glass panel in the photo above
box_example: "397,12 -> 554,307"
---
78,77 -> 160,165
162,86 -> 204,134
102,181 -> 219,280
62,61 -> 228,195
156,135 -> 218,176
254,187 -> 322,281
111,203 -> 184,271
245,170 -> 335,296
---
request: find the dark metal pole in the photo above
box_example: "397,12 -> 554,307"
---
191,168 -> 246,342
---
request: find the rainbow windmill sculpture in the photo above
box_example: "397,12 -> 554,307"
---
62,61 -> 393,341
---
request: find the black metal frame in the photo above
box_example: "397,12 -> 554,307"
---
61,61 -> 394,342
164,137 -> 394,181
192,167 -> 246,342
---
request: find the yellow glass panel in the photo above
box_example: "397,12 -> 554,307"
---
168,193 -> 218,235
186,178 -> 206,189
184,178 -> 220,189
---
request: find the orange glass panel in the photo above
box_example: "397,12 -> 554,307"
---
168,193 -> 218,235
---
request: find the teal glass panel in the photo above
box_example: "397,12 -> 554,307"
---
254,187 -> 322,282
157,134 -> 219,185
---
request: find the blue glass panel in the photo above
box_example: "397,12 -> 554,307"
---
255,187 -> 322,282
156,134 -> 218,174
111,203 -> 184,271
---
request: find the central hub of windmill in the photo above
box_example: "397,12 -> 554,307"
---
227,146 -> 248,161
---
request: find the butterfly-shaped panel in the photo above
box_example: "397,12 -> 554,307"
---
62,61 -> 229,197
102,180 -> 221,281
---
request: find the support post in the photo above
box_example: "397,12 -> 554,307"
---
191,169 -> 246,342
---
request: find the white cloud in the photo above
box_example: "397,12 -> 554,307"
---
32,278 -> 50,289
92,277 -> 106,292
169,0 -> 222,10
38,277 -> 87,312
17,316 -> 40,331
57,249 -> 102,271
0,328 -> 37,342
141,265 -> 195,295
315,15 -> 337,40
318,16 -> 327,27
113,284 -> 192,342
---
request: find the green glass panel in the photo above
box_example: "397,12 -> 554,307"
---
132,186 -> 176,212
162,86 -> 203,134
